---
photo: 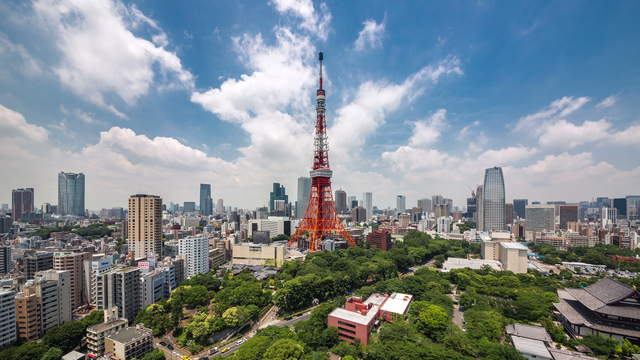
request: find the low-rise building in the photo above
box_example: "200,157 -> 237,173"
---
104,325 -> 153,360
86,316 -> 128,356
327,292 -> 413,345
441,257 -> 503,272
366,230 -> 391,251
232,243 -> 285,267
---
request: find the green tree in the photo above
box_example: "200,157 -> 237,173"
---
40,347 -> 63,360
415,304 -> 449,338
262,339 -> 305,360
141,349 -> 166,360
170,285 -> 211,308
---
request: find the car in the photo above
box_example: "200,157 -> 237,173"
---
220,347 -> 231,353
159,341 -> 167,346
209,347 -> 219,355
167,344 -> 174,350
198,357 -> 209,360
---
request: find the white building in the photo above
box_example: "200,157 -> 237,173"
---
437,216 -> 452,233
247,217 -> 291,238
0,289 -> 16,347
498,242 -> 529,274
178,236 -> 209,279
140,270 -> 166,308
441,258 -> 503,272
35,269 -> 72,324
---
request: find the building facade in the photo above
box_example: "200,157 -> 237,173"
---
11,188 -> 34,222
296,177 -> 311,219
58,172 -> 85,216
128,194 -> 162,259
178,236 -> 209,279
0,289 -> 16,348
53,252 -> 88,310
35,269 -> 72,324
525,205 -> 555,233
24,251 -> 53,279
396,195 -> 406,213
96,267 -> 141,323
199,184 -> 213,216
0,246 -> 11,274
513,199 -> 528,219
335,190 -> 347,214
269,183 -> 288,214
482,167 -> 505,231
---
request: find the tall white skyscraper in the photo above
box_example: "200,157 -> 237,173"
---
482,167 -> 505,231
296,177 -> 311,218
179,236 -> 209,279
58,172 -> 85,216
216,198 -> 224,215
363,192 -> 373,220
396,195 -> 406,213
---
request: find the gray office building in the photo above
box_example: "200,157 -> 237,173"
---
526,205 -> 555,232
396,195 -> 406,213
0,246 -> 11,274
482,167 -> 505,231
335,190 -> 347,214
58,172 -> 85,216
296,177 -> 311,219
199,184 -> 213,216
513,199 -> 528,219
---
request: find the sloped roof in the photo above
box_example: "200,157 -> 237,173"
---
505,323 -> 552,342
562,278 -> 639,320
583,278 -> 635,304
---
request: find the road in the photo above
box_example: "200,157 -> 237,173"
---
448,285 -> 465,330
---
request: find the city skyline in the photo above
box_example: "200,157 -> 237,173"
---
1,1 -> 640,209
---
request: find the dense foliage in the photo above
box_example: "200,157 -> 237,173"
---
530,243 -> 640,272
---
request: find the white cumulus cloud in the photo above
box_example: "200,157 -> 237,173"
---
354,19 -> 385,51
270,0 -> 331,41
409,109 -> 447,147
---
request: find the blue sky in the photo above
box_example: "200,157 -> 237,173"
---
0,0 -> 639,210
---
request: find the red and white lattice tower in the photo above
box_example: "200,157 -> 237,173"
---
288,52 -> 355,252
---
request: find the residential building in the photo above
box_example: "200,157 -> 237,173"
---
367,230 -> 391,251
602,207 -> 618,227
513,199 -> 528,219
178,236 -> 209,279
396,195 -> 406,213
140,270 -> 166,308
128,194 -> 162,259
87,259 -> 112,307
269,183 -> 288,214
15,287 -> 42,340
555,278 -> 640,343
437,216 -> 452,233
232,243 -> 285,267
296,177 -> 311,219
327,293 -> 413,345
96,267 -> 141,323
482,167 -> 505,231
526,205 -> 555,233
86,313 -> 127,356
104,325 -> 154,360
24,251 -> 53,279
215,198 -> 224,215
335,190 -> 347,214
0,289 -> 16,348
12,188 -> 34,222
0,246 -> 11,274
559,205 -> 578,230
54,252 -> 88,310
0,215 -> 12,233
199,184 -> 213,216
34,279 -> 59,334
58,172 -> 85,216
35,270 -> 72,324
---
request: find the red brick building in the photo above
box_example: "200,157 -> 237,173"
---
327,292 -> 413,344
367,230 -> 392,251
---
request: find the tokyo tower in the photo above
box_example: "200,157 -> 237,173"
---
288,52 -> 355,252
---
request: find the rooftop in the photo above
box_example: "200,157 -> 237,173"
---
87,319 -> 127,333
548,348 -> 599,360
511,336 -> 552,359
329,305 -> 380,326
442,257 -> 503,272
380,293 -> 413,315
107,326 -> 152,344
505,323 -> 552,342
500,242 -> 529,250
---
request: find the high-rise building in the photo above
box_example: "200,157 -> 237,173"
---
35,270 -> 72,324
602,207 -> 618,227
53,252 -> 88,310
351,207 -> 366,223
0,215 -> 12,234
0,246 -> 11,274
513,199 -> 528,219
432,195 -> 444,209
11,188 -> 34,222
363,192 -> 373,221
559,205 -> 579,230
482,167 -> 505,231
58,172 -> 85,216
335,190 -> 347,214
417,198 -> 432,213
128,195 -> 162,259
465,197 -> 476,219
269,183 -> 288,214
24,251 -> 53,279
87,260 -> 112,307
475,185 -> 484,231
33,279 -> 60,334
178,236 -> 209,279
96,267 -> 141,322
215,198 -> 224,215
183,202 -> 196,213
626,195 -> 640,220
199,184 -> 213,216
0,289 -> 16,348
396,195 -> 406,213
15,286 -> 42,340
504,203 -> 514,226
525,205 -> 555,232
296,177 -> 311,219
612,198 -> 627,219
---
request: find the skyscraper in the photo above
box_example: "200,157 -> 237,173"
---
475,185 -> 484,231
216,198 -> 224,215
482,167 -> 505,231
199,184 -> 213,216
396,195 -> 406,213
335,190 -> 347,214
525,205 -> 555,232
58,172 -> 85,216
559,205 -> 578,229
626,195 -> 640,220
11,188 -> 34,222
504,203 -> 514,226
179,236 -> 210,279
269,183 -> 288,214
296,177 -> 311,219
417,198 -> 432,213
128,194 -> 162,259
465,197 -> 476,219
513,199 -> 528,219
613,198 -> 627,219
363,192 -> 373,220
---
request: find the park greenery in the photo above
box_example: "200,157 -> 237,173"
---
31,223 -> 115,240
0,310 -> 103,360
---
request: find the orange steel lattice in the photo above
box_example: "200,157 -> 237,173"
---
288,52 -> 354,252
